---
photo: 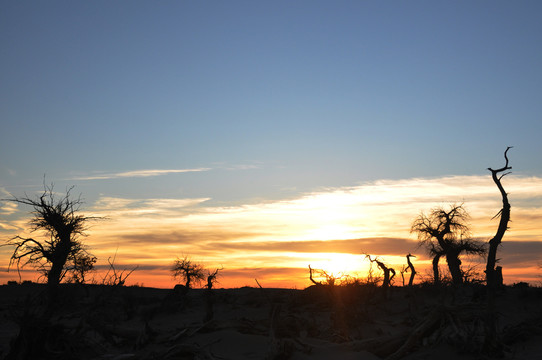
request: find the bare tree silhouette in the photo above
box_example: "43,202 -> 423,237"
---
4,183 -> 100,297
308,264 -> 343,286
365,254 -> 395,288
405,253 -> 417,286
206,267 -> 223,289
485,146 -> 512,288
484,147 -> 512,355
411,204 -> 485,285
171,255 -> 205,289
101,250 -> 138,286
203,267 -> 223,322
308,264 -> 322,286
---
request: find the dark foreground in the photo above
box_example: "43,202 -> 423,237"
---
1,282 -> 541,359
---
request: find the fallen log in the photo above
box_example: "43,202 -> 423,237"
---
386,307 -> 443,360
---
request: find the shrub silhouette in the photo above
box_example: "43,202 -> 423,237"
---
101,250 -> 138,286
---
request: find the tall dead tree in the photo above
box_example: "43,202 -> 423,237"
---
485,146 -> 512,289
4,184 -> 99,297
483,147 -> 512,356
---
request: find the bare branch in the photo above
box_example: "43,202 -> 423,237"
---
364,254 -> 395,288
406,253 -> 417,286
486,147 -> 513,289
488,146 -> 513,174
308,265 -> 321,285
3,182 -> 101,291
412,204 -> 484,285
172,255 -> 206,288
206,266 -> 223,289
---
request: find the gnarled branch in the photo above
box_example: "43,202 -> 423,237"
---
486,147 -> 512,288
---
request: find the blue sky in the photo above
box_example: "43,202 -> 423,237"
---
1,2 -> 542,287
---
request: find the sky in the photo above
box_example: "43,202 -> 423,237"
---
1,1 -> 542,288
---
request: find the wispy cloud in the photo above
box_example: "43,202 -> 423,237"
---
83,174 -> 542,242
0,188 -> 17,216
209,161 -> 263,171
92,197 -> 210,212
0,203 -> 18,216
69,168 -> 211,181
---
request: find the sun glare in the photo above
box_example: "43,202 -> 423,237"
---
311,253 -> 366,278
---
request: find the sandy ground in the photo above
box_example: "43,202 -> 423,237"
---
1,283 -> 541,359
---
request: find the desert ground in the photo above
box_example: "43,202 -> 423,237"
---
1,282 -> 541,360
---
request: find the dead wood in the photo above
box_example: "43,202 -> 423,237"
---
406,254 -> 416,286
352,333 -> 410,358
483,147 -> 512,356
308,265 -> 322,286
486,146 -> 512,289
386,307 -> 443,360
365,255 -> 395,288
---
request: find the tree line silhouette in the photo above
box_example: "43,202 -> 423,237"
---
1,147 -> 519,359
3,147 -> 513,292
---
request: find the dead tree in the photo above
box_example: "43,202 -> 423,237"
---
400,265 -> 407,286
485,146 -> 512,289
483,147 -> 512,356
366,255 -> 395,288
4,183 -> 100,297
171,256 -> 205,288
206,267 -> 223,289
412,204 -> 485,285
102,251 -> 138,286
204,267 -> 223,322
308,265 -> 322,285
308,265 -> 342,286
406,253 -> 416,286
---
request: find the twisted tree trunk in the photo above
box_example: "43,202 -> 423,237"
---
406,254 -> 416,286
484,147 -> 512,356
485,146 -> 512,288
446,250 -> 463,286
432,254 -> 441,285
367,255 -> 395,288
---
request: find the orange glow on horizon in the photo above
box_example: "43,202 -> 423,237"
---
2,175 -> 542,288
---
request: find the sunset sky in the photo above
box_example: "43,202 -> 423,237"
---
1,1 -> 542,288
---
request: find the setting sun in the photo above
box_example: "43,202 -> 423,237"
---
309,252 -> 367,278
